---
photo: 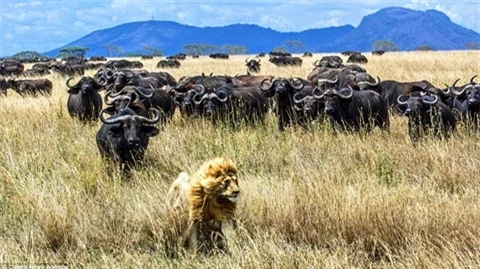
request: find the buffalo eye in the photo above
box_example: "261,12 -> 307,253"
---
224,180 -> 231,187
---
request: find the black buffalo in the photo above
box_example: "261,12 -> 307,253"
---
66,77 -> 104,122
192,84 -> 268,126
209,53 -> 229,59
96,107 -> 161,173
313,86 -> 389,132
450,76 -> 480,128
379,80 -> 440,110
346,53 -> 368,64
269,56 -> 302,67
0,77 -> 52,97
314,56 -> 343,68
103,86 -> 150,117
260,77 -> 308,130
0,60 -> 24,76
245,57 -> 261,73
291,85 -> 326,125
157,59 -> 181,69
372,50 -> 385,56
397,94 -> 456,142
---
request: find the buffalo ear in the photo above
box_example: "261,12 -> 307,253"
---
67,87 -> 80,94
141,126 -> 160,137
102,106 -> 117,115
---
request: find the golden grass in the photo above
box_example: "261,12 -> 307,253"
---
0,51 -> 480,268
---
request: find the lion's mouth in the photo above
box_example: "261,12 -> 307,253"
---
228,196 -> 239,203
226,192 -> 240,203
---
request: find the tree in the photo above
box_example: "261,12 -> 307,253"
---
104,44 -> 123,57
372,40 -> 398,52
183,44 -> 221,55
58,46 -> 89,58
142,45 -> 163,56
283,40 -> 305,53
465,41 -> 480,50
272,46 -> 287,53
414,45 -> 435,51
222,45 -> 248,55
11,50 -> 45,60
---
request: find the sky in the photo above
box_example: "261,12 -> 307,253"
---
1,0 -> 479,57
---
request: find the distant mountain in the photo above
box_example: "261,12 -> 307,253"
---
326,7 -> 480,51
43,7 -> 480,57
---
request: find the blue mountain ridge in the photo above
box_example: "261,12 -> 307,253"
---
44,7 -> 480,57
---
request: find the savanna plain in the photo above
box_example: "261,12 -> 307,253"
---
0,51 -> 479,268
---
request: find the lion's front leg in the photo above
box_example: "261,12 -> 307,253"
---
220,218 -> 237,249
183,220 -> 200,254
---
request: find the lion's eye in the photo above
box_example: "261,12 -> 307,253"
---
224,180 -> 231,187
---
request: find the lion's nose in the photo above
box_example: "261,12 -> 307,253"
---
232,190 -> 240,196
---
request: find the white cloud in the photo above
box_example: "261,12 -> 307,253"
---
0,0 -> 478,56
5,33 -> 14,41
15,25 -> 31,34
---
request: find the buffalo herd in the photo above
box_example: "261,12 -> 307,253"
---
1,53 -> 478,173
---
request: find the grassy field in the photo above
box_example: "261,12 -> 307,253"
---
0,51 -> 479,268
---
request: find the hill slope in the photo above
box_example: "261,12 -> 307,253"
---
44,7 -> 480,57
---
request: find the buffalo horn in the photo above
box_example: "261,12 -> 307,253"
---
260,77 -> 273,91
66,77 -> 76,88
293,93 -> 309,104
214,90 -> 229,102
99,109 -> 132,124
451,84 -> 474,96
422,94 -> 439,105
397,95 -> 410,105
289,78 -> 304,90
136,108 -> 161,124
193,93 -> 209,105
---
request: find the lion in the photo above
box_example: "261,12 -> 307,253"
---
166,157 -> 240,254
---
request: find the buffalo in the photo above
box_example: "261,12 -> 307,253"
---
157,59 -> 181,69
66,77 -> 104,122
346,53 -> 368,64
192,84 -> 268,126
397,93 -> 456,142
103,86 -> 150,117
209,53 -> 229,59
372,50 -> 385,56
96,107 -> 161,173
450,76 -> 480,128
245,57 -> 261,73
260,77 -> 309,130
0,77 -> 52,97
313,86 -> 390,133
269,56 -> 302,67
0,60 -> 24,76
314,56 -> 343,68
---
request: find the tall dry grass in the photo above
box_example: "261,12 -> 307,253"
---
0,51 -> 479,268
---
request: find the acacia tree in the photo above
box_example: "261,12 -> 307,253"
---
372,40 -> 398,51
283,40 -> 305,53
142,45 -> 163,56
465,41 -> 480,50
222,45 -> 248,55
58,46 -> 89,58
183,44 -> 221,55
104,44 -> 123,57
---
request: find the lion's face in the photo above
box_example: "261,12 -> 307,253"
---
201,158 -> 240,203
215,172 -> 240,203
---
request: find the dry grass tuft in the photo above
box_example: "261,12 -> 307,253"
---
0,51 -> 479,267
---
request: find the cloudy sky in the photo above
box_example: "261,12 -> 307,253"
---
1,0 -> 479,56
